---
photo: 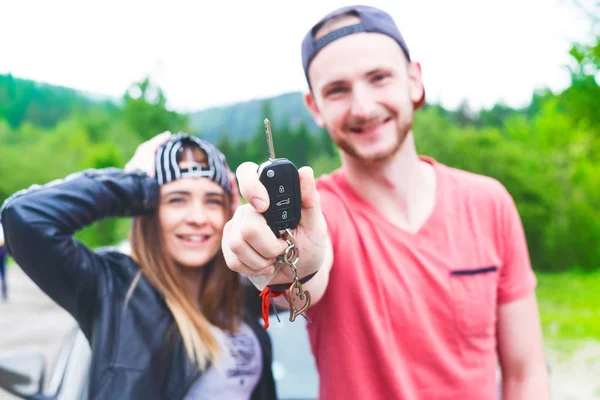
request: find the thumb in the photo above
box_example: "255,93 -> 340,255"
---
297,166 -> 324,230
228,170 -> 242,212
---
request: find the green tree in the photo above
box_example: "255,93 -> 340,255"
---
122,77 -> 189,141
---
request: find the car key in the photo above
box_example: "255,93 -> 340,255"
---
257,119 -> 302,238
254,119 -> 311,322
246,119 -> 303,292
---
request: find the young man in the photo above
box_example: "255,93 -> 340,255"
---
222,5 -> 550,400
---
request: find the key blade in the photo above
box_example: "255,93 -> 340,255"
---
264,118 -> 276,160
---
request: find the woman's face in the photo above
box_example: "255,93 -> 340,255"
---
158,177 -> 228,269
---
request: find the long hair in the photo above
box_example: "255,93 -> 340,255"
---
127,145 -> 244,371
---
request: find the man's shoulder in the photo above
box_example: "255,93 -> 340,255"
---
436,160 -> 512,204
315,167 -> 344,188
315,168 -> 346,198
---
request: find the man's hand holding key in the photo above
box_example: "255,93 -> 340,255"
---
223,161 -> 328,283
221,160 -> 332,314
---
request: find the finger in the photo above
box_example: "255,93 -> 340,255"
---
139,131 -> 170,152
224,205 -> 282,262
236,162 -> 269,212
140,131 -> 170,149
153,131 -> 172,142
150,131 -> 173,149
233,206 -> 286,263
229,238 -> 277,272
240,209 -> 288,259
227,170 -> 242,213
297,166 -> 324,228
144,132 -> 173,177
225,255 -> 276,277
223,229 -> 272,277
225,257 -> 275,278
222,215 -> 278,274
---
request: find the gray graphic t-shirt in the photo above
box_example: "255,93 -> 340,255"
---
184,322 -> 263,399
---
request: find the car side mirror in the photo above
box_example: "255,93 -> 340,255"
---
0,352 -> 45,399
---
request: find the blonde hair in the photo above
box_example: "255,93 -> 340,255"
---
126,144 -> 243,370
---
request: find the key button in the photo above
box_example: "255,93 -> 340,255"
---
265,180 -> 292,196
271,193 -> 293,209
265,206 -> 296,223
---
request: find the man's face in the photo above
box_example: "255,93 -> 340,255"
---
305,24 -> 424,164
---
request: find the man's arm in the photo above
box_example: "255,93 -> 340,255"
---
492,181 -> 550,399
497,293 -> 550,400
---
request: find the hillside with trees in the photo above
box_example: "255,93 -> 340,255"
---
0,25 -> 598,272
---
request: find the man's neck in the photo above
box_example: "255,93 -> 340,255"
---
341,132 -> 437,233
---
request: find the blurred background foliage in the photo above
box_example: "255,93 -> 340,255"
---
0,8 -> 598,280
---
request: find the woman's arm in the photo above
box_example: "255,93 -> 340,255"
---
0,168 -> 159,328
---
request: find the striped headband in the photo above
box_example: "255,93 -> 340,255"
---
154,132 -> 232,196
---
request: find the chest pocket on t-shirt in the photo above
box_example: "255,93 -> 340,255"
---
449,266 -> 499,337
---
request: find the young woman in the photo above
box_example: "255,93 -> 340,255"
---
0,131 -> 277,400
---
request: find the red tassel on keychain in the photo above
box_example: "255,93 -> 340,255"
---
259,287 -> 284,329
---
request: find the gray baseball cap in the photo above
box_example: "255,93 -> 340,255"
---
301,5 -> 425,108
154,132 -> 232,197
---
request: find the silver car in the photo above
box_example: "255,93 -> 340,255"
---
0,314 -> 319,400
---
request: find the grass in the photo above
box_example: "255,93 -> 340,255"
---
536,269 -> 600,343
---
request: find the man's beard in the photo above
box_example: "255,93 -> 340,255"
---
335,118 -> 412,164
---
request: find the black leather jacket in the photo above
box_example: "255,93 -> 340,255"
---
0,168 -> 277,400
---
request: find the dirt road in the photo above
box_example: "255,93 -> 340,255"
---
547,341 -> 600,399
1,265 -> 599,399
0,265 -> 76,400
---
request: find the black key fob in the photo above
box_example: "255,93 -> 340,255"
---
258,158 -> 301,238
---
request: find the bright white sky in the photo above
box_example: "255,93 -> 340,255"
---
0,0 -> 595,113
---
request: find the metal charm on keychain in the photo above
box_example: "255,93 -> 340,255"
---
278,228 -> 311,322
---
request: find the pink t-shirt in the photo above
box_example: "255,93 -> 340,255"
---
306,157 -> 537,400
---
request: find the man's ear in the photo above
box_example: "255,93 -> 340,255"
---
407,62 -> 425,107
304,92 -> 326,128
